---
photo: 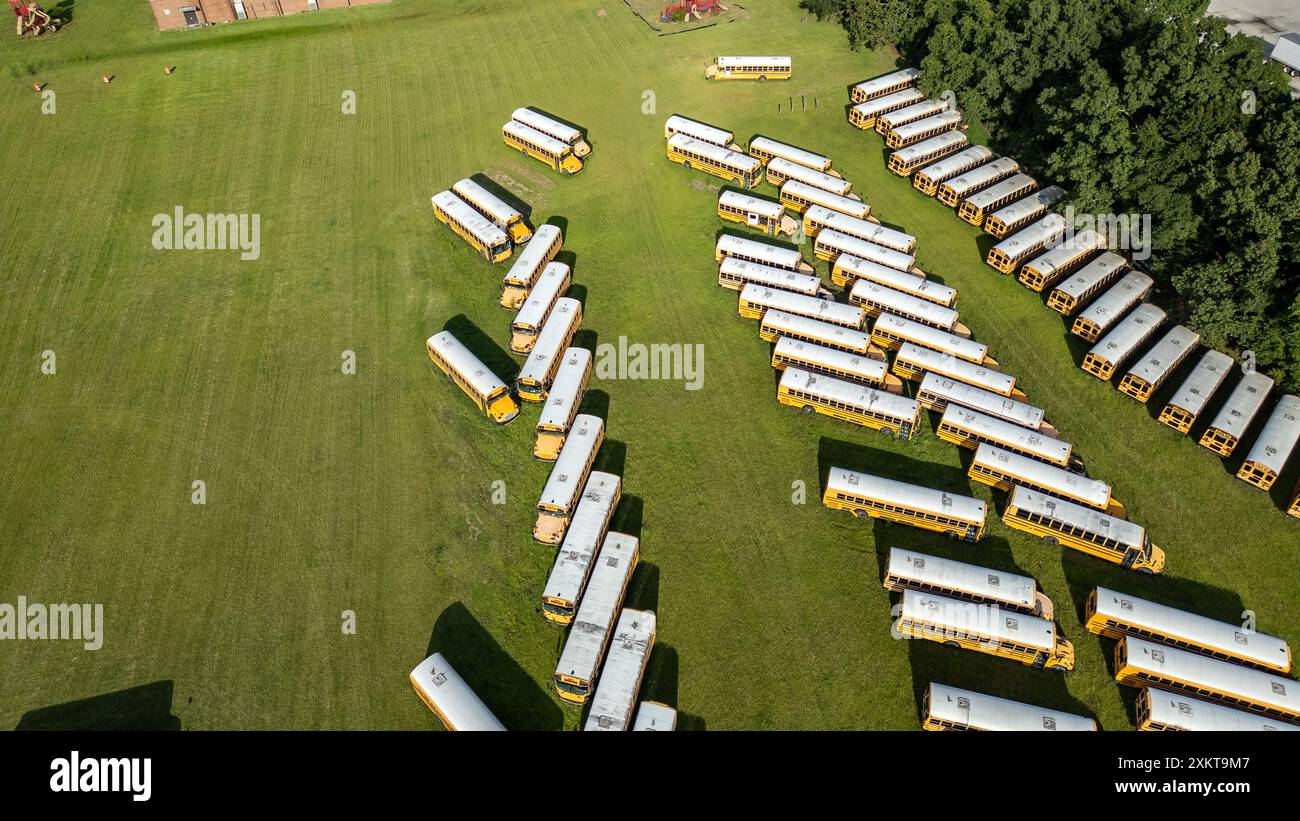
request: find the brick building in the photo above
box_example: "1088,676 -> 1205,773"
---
150,0 -> 387,31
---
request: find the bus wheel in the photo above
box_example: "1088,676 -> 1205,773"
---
1137,567 -> 1153,575
944,531 -> 957,540
880,428 -> 895,438
1043,536 -> 1058,545
943,641 -> 959,649
759,75 -> 767,82
801,404 -> 814,414
852,509 -> 868,519
683,161 -> 693,170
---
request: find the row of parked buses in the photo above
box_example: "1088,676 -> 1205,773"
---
501,106 -> 589,176
853,67 -> 1300,520
421,170 -> 677,732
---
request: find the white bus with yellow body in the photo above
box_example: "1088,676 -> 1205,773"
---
983,185 -> 1066,238
935,158 -> 1021,208
885,109 -> 963,149
779,180 -> 871,219
511,107 -> 591,157
509,261 -> 570,354
667,133 -> 762,188
554,532 -> 639,704
1085,586 -> 1291,673
499,223 -> 562,309
885,547 -> 1055,619
1003,486 -> 1165,574
832,255 -> 955,307
633,701 -> 678,731
409,653 -> 506,731
912,146 -> 994,196
1236,394 -> 1300,490
426,331 -> 519,424
1157,349 -> 1232,434
1117,325 -> 1200,403
850,67 -> 920,103
923,683 -> 1095,731
892,343 -> 1023,398
1198,371 -> 1274,457
583,609 -> 657,731
803,206 -> 916,253
1137,688 -> 1300,732
896,590 -> 1075,671
540,471 -> 621,624
876,98 -> 952,136
849,88 -> 924,129
1046,251 -> 1126,315
814,228 -> 915,273
747,136 -> 834,174
778,367 -> 919,439
718,257 -> 829,297
760,310 -> 878,358
502,119 -> 584,175
870,313 -> 993,365
516,297 -> 582,402
917,373 -> 1052,434
1080,302 -> 1166,382
534,413 -> 603,544
951,172 -> 1038,219
771,337 -> 897,391
970,443 -> 1125,517
937,405 -> 1085,474
534,347 -> 592,461
1070,271 -> 1155,342
431,190 -> 513,263
706,55 -> 791,81
765,157 -> 856,198
849,280 -> 968,337
738,283 -> 865,330
1019,229 -> 1107,292
715,233 -> 812,273
887,131 -> 969,176
452,177 -> 532,244
986,214 -> 1066,274
822,466 -> 986,541
663,114 -> 740,150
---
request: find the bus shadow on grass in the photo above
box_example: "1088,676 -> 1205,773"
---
442,314 -> 519,383
469,172 -> 535,222
870,531 -> 1024,592
904,637 -> 1097,729
576,387 -> 610,422
610,492 -> 643,539
815,436 -> 974,501
15,680 -> 181,730
615,561 -> 706,729
426,601 -> 562,731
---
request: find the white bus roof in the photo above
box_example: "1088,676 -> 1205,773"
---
518,297 -> 581,386
1053,251 -> 1126,300
1144,688 -> 1299,732
541,471 -> 621,606
816,228 -> 915,272
987,185 -> 1065,224
873,313 -> 988,362
426,331 -> 508,399
942,159 -> 1021,197
584,608 -> 657,731
1025,229 -> 1107,276
888,110 -> 963,142
668,133 -> 760,172
919,372 -> 1046,430
537,412 -> 603,511
716,233 -> 804,269
851,68 -> 921,98
409,653 -> 506,731
915,146 -> 995,182
959,173 -> 1037,210
767,157 -> 853,196
897,342 -> 1014,395
890,131 -> 969,166
632,701 -> 678,731
763,310 -> 873,351
1075,271 -> 1155,327
1093,586 -> 1290,670
1206,371 -> 1274,439
1243,393 -> 1300,474
664,114 -> 733,146
511,108 -> 583,144
851,280 -> 958,330
1008,486 -> 1145,546
452,178 -> 522,223
927,683 -> 1096,731
1087,302 -> 1166,366
536,347 -> 591,432
555,532 -> 639,685
836,255 -> 954,305
1122,636 -> 1300,718
741,283 -> 864,328
502,224 -> 561,287
879,98 -> 951,129
774,337 -> 887,383
502,119 -> 570,156
826,466 -> 985,524
940,404 -> 1074,465
888,546 -> 1037,609
749,136 -> 830,170
780,180 -> 870,218
806,206 -> 915,253
432,191 -> 509,248
720,257 -> 825,296
901,589 -> 1055,651
718,55 -> 792,68
1124,324 -> 1200,386
511,262 -> 570,330
1167,349 -> 1234,416
719,189 -> 784,219
780,367 -> 918,421
990,213 -> 1067,259
974,443 -> 1111,509
852,88 -> 925,118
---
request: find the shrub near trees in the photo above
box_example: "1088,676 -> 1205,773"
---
808,0 -> 1300,389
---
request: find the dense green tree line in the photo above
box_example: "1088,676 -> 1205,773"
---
806,0 -> 1300,388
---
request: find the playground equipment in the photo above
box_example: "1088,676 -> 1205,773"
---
11,0 -> 61,37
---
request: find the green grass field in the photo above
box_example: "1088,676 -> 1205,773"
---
2,0 -> 1297,731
